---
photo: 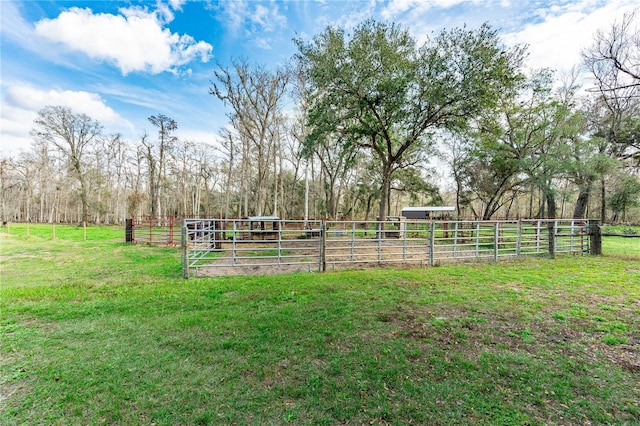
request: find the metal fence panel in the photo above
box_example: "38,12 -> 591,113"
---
182,219 -> 591,277
183,219 -> 323,277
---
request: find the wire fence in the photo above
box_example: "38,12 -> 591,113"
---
182,218 -> 595,278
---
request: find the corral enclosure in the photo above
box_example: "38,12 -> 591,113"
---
182,218 -> 595,277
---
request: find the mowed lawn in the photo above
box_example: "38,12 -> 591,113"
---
1,225 -> 639,425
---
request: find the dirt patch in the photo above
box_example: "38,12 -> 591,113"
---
193,237 -> 499,277
600,344 -> 640,372
0,380 -> 33,413
374,303 -> 640,371
195,263 -> 319,277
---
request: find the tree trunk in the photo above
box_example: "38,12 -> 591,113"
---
454,173 -> 463,218
546,192 -> 556,219
528,184 -> 534,218
378,164 -> 392,222
328,182 -> 337,220
364,194 -> 373,222
573,188 -> 591,219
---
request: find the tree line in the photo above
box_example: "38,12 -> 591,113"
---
1,13 -> 639,226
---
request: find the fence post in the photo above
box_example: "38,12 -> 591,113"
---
588,220 -> 602,255
277,220 -> 282,265
168,216 -> 174,245
377,222 -> 382,263
350,222 -> 356,262
547,220 -> 556,259
181,219 -> 188,279
125,218 -> 134,243
493,222 -> 499,263
232,220 -> 237,266
516,220 -> 521,258
402,220 -> 407,262
320,220 -> 327,272
570,219 -> 575,253
429,222 -> 435,267
453,222 -> 458,258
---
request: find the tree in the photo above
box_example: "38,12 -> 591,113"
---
210,59 -> 290,216
31,106 -> 102,228
296,20 -> 524,223
302,129 -> 360,219
97,134 -> 130,223
390,166 -> 441,213
583,9 -> 640,92
143,114 -> 177,219
583,9 -> 640,219
608,174 -> 640,222
515,71 -> 582,219
440,134 -> 474,217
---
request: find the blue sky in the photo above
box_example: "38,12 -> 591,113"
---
1,0 -> 637,157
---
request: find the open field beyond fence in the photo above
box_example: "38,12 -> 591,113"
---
1,224 -> 639,424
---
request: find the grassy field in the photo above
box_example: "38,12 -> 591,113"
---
1,224 -> 639,425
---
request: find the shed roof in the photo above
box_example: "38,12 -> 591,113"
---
247,216 -> 280,221
401,206 -> 455,212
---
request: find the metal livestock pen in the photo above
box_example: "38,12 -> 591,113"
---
182,218 -> 598,278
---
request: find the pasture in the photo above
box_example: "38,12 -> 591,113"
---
1,224 -> 639,425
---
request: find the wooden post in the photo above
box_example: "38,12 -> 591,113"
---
125,218 -> 134,243
588,220 -> 602,255
168,215 -> 174,245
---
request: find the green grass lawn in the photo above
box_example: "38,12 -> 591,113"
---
1,225 -> 639,425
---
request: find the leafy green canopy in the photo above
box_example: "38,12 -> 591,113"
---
295,20 -> 525,219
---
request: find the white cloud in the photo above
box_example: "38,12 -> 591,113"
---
252,4 -> 287,32
177,129 -> 222,146
169,0 -> 187,10
381,0 -> 471,20
33,6 -> 213,75
7,84 -> 123,125
253,37 -> 275,50
0,1 -> 33,46
335,0 -> 378,30
215,0 -> 287,48
0,83 -> 134,157
503,0 -> 638,73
